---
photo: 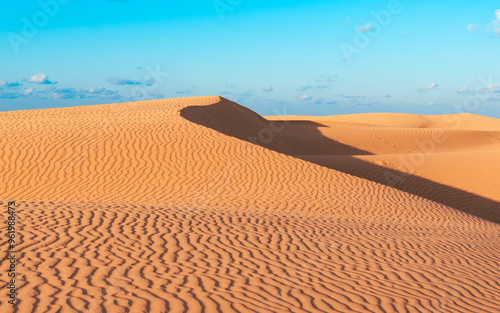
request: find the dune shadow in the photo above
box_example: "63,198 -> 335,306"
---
180,99 -> 371,156
181,99 -> 500,224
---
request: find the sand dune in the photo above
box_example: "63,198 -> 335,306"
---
1,96 -> 500,312
268,112 -> 500,131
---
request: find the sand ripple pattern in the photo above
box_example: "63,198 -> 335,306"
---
1,200 -> 500,313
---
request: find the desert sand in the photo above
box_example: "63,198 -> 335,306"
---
1,96 -> 499,312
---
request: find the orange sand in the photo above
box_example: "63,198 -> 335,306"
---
1,96 -> 499,312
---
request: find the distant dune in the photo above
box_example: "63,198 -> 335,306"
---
1,96 -> 499,312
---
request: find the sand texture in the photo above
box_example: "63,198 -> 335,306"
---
1,96 -> 500,312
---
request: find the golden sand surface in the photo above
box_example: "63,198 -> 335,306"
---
1,96 -> 499,312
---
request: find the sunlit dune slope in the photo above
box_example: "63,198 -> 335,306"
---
0,96 -> 470,218
267,111 -> 500,222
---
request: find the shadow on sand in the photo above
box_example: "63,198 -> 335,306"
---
181,99 -> 500,224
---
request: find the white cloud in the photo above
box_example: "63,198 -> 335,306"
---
0,86 -> 33,99
481,84 -> 500,93
87,87 -> 121,98
488,93 -> 500,101
262,86 -> 274,92
468,10 -> 500,35
311,98 -> 326,105
467,24 -> 481,32
494,9 -> 500,25
0,80 -> 22,87
418,82 -> 438,92
356,23 -> 376,33
297,95 -> 328,105
457,84 -> 469,93
491,9 -> 500,35
30,73 -> 47,84
53,88 -> 77,99
427,82 -> 438,89
23,88 -> 34,95
29,73 -> 50,84
297,78 -> 334,92
87,87 -> 105,94
297,84 -> 313,91
29,73 -> 56,84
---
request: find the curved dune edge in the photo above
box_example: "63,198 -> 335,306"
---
1,96 -> 500,312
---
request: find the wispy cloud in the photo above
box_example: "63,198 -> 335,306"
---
297,95 -> 328,105
262,86 -> 274,92
107,76 -> 155,86
86,87 -> 106,94
0,77 -> 124,99
51,87 -> 122,100
297,85 -> 313,92
52,88 -> 78,99
467,24 -> 481,33
0,87 -> 34,99
176,87 -> 195,95
480,84 -> 500,93
457,84 -> 469,94
220,90 -> 255,102
427,82 -> 438,90
298,94 -> 312,101
0,80 -> 22,87
468,10 -> 500,36
0,90 -> 21,99
356,23 -> 376,33
418,82 -> 438,92
316,82 -> 331,89
494,9 -> 500,25
89,87 -> 122,99
338,94 -> 367,99
144,92 -> 165,99
316,75 -> 338,83
23,87 -> 34,96
298,75 -> 336,92
311,98 -> 327,105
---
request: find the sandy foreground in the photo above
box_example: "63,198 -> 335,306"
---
1,96 -> 499,312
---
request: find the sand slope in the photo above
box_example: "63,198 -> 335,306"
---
1,96 -> 500,312
267,111 -> 500,223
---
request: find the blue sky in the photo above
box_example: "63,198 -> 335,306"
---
1,0 -> 500,117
